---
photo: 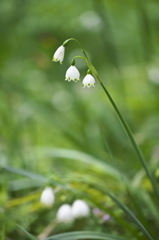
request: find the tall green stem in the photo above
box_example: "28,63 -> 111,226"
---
89,63 -> 159,200
100,80 -> 159,199
65,38 -> 159,200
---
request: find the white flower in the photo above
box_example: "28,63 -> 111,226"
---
82,74 -> 95,87
71,199 -> 90,218
56,204 -> 74,223
65,65 -> 80,82
40,187 -> 55,207
52,45 -> 65,64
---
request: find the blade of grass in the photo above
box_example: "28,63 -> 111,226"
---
3,166 -> 46,182
1,224 -> 5,240
16,224 -> 37,240
2,166 -> 70,190
38,147 -> 124,181
102,190 -> 154,240
44,231 -> 127,240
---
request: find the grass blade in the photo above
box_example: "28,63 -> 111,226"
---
2,166 -> 70,189
38,147 -> 123,180
16,224 -> 37,240
3,166 -> 46,182
105,191 -> 154,240
44,231 -> 127,240
1,224 -> 5,240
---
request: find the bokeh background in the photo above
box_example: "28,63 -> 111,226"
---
0,0 -> 159,239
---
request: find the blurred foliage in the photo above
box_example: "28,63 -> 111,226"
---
0,0 -> 159,239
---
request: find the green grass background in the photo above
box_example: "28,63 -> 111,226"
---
0,0 -> 159,239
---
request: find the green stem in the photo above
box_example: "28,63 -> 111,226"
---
65,38 -> 159,200
72,56 -> 85,61
91,66 -> 159,200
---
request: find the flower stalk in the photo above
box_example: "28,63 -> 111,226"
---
85,58 -> 159,201
54,38 -> 159,200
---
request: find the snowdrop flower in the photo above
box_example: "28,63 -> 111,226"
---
40,187 -> 55,207
52,45 -> 65,64
56,204 -> 74,223
71,199 -> 90,218
65,65 -> 80,82
82,74 -> 95,88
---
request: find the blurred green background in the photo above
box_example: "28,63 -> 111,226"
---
0,0 -> 159,239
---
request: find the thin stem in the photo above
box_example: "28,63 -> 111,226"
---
91,66 -> 159,200
72,56 -> 85,61
64,38 -> 159,200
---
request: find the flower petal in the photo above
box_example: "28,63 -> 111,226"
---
82,74 -> 95,87
52,46 -> 65,64
65,66 -> 80,82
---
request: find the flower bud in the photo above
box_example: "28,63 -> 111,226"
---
65,66 -> 80,82
71,199 -> 90,218
40,187 -> 55,207
52,45 -> 65,64
56,204 -> 74,223
82,74 -> 95,88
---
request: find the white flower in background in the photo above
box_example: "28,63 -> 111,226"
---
56,204 -> 74,223
40,187 -> 55,207
82,74 -> 95,88
52,45 -> 65,64
148,67 -> 159,85
65,65 -> 80,82
79,10 -> 102,31
71,199 -> 90,218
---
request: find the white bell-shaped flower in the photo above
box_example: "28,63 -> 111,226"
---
65,65 -> 80,82
82,74 -> 95,88
71,199 -> 90,218
40,187 -> 55,207
52,45 -> 65,64
56,204 -> 74,223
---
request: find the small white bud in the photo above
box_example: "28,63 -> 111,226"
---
40,187 -> 55,207
52,45 -> 65,64
82,74 -> 95,88
56,204 -> 74,223
71,199 -> 90,218
65,66 -> 80,82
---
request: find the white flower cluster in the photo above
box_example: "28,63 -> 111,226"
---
40,187 -> 90,223
52,45 -> 95,88
56,199 -> 90,223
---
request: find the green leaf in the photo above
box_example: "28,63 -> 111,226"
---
3,166 -> 46,182
38,147 -> 123,180
2,166 -> 70,190
105,191 -> 154,240
44,231 -> 127,240
16,225 -> 37,240
1,224 -> 5,240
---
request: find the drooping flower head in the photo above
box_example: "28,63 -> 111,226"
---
56,204 -> 74,223
52,45 -> 65,64
40,187 -> 55,207
71,199 -> 90,218
65,65 -> 80,82
82,73 -> 95,88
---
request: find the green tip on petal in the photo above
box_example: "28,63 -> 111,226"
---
87,69 -> 91,74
